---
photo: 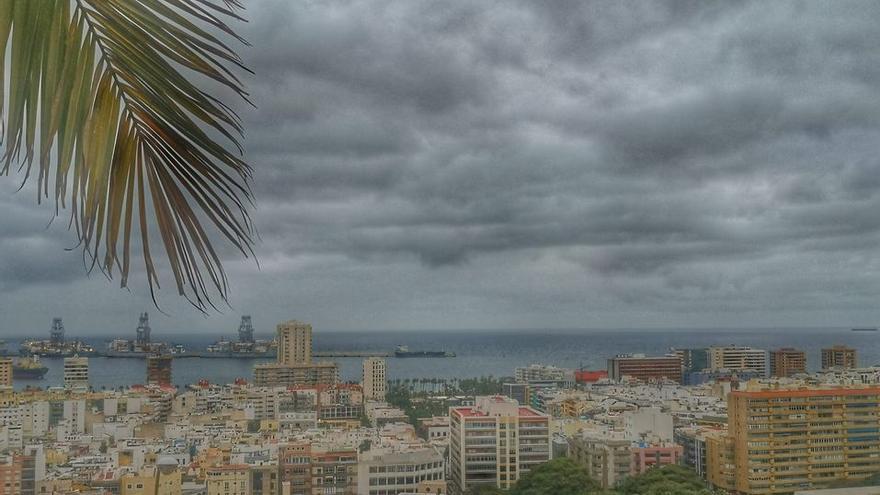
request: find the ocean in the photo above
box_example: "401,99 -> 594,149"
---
6,327 -> 879,390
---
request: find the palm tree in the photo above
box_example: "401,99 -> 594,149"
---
0,0 -> 252,311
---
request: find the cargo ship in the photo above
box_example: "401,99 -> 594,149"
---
13,356 -> 49,380
851,328 -> 878,332
394,345 -> 455,358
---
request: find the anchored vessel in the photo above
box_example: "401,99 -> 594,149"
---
104,313 -> 176,357
13,356 -> 49,380
394,345 -> 455,358
20,318 -> 96,357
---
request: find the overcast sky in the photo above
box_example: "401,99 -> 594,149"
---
3,0 -> 880,336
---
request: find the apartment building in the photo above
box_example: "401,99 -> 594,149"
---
709,385 -> 880,495
0,359 -> 12,388
63,357 -> 89,390
708,346 -> 769,377
146,356 -> 173,387
448,396 -> 551,494
514,364 -> 575,386
254,320 -> 339,387
362,358 -> 387,402
821,346 -> 857,370
607,354 -> 683,383
280,443 -> 358,495
770,348 -> 807,377
206,465 -> 249,495
357,445 -> 445,495
568,431 -> 632,488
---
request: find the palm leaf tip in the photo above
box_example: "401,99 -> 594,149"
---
0,0 -> 255,312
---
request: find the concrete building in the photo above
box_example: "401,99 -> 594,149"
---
501,383 -> 530,405
280,443 -> 357,495
357,445 -> 445,495
623,407 -> 673,442
0,359 -> 12,388
278,320 -> 312,365
821,345 -> 857,369
630,442 -> 683,475
709,385 -> 880,495
568,431 -> 631,489
146,356 -> 173,387
253,362 -> 339,387
63,356 -> 89,390
673,348 -> 709,373
769,348 -> 807,377
514,364 -> 575,386
607,354 -> 682,383
254,320 -> 339,387
707,346 -> 769,376
206,465 -> 249,495
120,459 -> 181,495
362,357 -> 386,402
448,396 -> 550,494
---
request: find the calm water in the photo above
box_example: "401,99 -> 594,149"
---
6,328 -> 880,390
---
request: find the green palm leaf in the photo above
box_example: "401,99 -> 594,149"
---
0,0 -> 254,311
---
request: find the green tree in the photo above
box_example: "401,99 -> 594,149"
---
0,0 -> 252,310
509,457 -> 600,495
616,465 -> 711,495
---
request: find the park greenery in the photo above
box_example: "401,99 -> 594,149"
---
464,460 -> 715,495
386,375 -> 510,424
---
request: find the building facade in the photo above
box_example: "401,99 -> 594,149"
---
448,396 -> 550,494
607,354 -> 682,383
707,346 -> 769,376
278,320 -> 313,365
362,358 -> 387,402
0,359 -> 12,388
712,385 -> 880,495
146,356 -> 173,386
769,348 -> 807,377
63,357 -> 89,390
821,346 -> 857,369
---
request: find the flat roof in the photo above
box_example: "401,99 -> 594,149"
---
732,387 -> 880,399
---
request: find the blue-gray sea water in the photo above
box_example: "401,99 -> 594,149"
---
6,328 -> 879,390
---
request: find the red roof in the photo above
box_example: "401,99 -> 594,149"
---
575,370 -> 608,383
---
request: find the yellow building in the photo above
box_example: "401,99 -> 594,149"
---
711,385 -> 880,495
120,459 -> 182,495
206,465 -> 250,495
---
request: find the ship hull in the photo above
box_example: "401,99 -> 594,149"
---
13,368 -> 48,379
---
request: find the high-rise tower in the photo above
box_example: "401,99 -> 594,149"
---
135,313 -> 151,345
50,318 -> 65,345
277,320 -> 312,365
238,316 -> 255,343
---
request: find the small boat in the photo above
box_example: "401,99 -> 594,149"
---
13,356 -> 49,380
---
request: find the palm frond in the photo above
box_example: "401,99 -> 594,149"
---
0,0 -> 254,311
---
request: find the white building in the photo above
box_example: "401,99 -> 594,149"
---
707,346 -> 769,377
64,356 -> 89,390
357,445 -> 445,495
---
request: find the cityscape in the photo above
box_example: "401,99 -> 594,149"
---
4,1 -> 880,495
0,319 -> 878,494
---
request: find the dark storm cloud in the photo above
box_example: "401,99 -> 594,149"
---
4,0 -> 880,332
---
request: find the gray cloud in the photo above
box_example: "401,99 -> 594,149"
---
4,0 -> 880,333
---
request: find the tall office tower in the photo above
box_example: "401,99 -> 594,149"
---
709,385 -> 880,495
768,348 -> 807,377
135,312 -> 151,345
277,320 -> 312,365
607,354 -> 683,383
362,357 -> 387,401
0,358 -> 12,387
449,396 -> 551,494
63,356 -> 89,389
238,315 -> 255,343
146,355 -> 173,386
821,345 -> 857,369
50,317 -> 65,345
673,348 -> 709,373
707,346 -> 769,376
